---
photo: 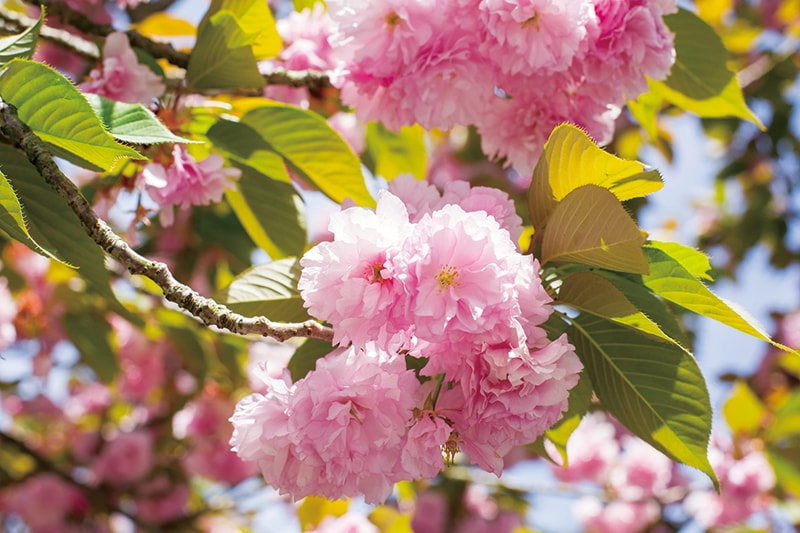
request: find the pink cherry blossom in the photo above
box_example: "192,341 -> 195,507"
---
142,145 -> 241,227
80,32 -> 165,104
401,412 -> 451,478
552,410 -> 620,483
438,335 -> 581,474
135,477 -> 189,524
276,4 -> 336,71
298,191 -> 414,347
231,344 -> 423,503
312,512 -> 379,533
92,430 -> 154,485
0,277 -> 16,350
0,473 -> 87,533
608,437 -> 676,501
328,112 -> 366,155
477,0 -> 598,75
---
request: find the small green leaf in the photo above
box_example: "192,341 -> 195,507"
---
241,103 -> 374,207
643,246 -> 790,351
63,312 -> 118,383
541,185 -> 648,273
656,9 -> 761,127
529,124 -> 663,231
0,59 -> 142,171
0,9 -> 43,65
288,338 -> 333,382
0,169 -> 66,263
569,313 -> 717,489
766,389 -> 800,443
365,122 -> 427,180
216,257 -> 310,322
627,90 -> 662,140
84,94 -> 197,145
769,447 -> 800,499
723,380 -> 767,436
186,10 -> 265,90
199,0 -> 282,60
558,271 -> 681,346
225,163 -> 306,258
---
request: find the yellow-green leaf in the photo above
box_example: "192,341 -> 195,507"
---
365,122 -> 427,180
134,12 -> 196,38
652,77 -> 762,129
0,9 -> 43,65
297,497 -> 348,531
541,185 -> 648,273
643,246 -> 792,352
200,0 -> 282,60
723,380 -> 767,436
558,271 -> 681,345
240,103 -> 374,207
529,124 -> 663,231
0,59 -> 142,171
648,241 -> 713,281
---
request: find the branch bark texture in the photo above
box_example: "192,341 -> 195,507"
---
0,103 -> 334,344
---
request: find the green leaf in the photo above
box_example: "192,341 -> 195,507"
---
643,246 -> 790,351
63,312 -> 118,383
541,185 -> 648,273
592,270 -> 691,349
288,338 -> 333,382
647,241 -> 713,281
544,372 -> 593,465
656,9 -> 761,127
186,10 -> 265,90
293,0 -> 324,10
84,94 -> 197,145
365,122 -> 427,180
0,59 -> 142,171
241,103 -> 374,207
723,380 -> 767,436
216,257 -> 310,322
0,169 -> 66,263
206,119 -> 292,184
225,163 -> 306,258
0,145 -> 125,310
569,312 -> 717,489
199,0 -> 282,60
529,124 -> 663,231
558,271 -> 681,346
627,89 -> 662,140
766,390 -> 800,443
769,447 -> 800,498
158,309 -> 210,383
0,9 -> 43,65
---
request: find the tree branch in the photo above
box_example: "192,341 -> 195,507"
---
0,5 -> 99,60
0,103 -> 334,344
22,0 -> 334,90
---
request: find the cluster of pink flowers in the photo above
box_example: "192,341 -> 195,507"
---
80,32 -> 165,105
231,180 -> 581,501
141,145 -> 241,227
326,0 -> 676,175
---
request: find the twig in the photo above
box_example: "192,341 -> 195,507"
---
24,0 -> 335,90
0,103 -> 334,343
0,5 -> 99,59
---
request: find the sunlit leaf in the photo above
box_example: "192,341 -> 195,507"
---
652,77 -> 762,129
769,447 -> 800,498
84,94 -> 198,145
216,257 -> 310,322
541,185 -> 648,273
201,0 -> 282,60
529,124 -> 662,231
0,59 -> 142,171
648,241 -> 713,281
723,380 -> 767,436
240,103 -> 374,207
627,90 -> 662,140
766,389 -> 800,443
0,9 -> 43,65
569,313 -> 718,489
365,122 -> 427,180
186,10 -> 265,91
558,271 -> 681,345
133,12 -> 196,38
643,246 -> 790,351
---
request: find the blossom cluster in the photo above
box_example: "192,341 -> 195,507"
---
230,180 -> 582,502
324,0 -> 677,175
